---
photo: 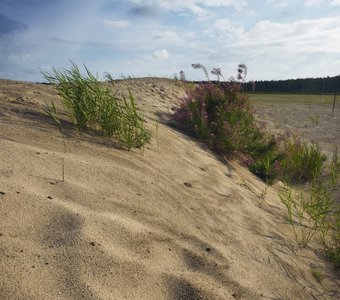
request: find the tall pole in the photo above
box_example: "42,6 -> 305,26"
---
332,92 -> 336,116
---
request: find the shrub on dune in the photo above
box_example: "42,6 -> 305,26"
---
171,82 -> 276,166
43,61 -> 150,149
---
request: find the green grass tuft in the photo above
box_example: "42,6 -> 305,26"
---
43,61 -> 150,149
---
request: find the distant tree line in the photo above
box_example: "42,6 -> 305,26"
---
244,75 -> 340,94
190,63 -> 339,94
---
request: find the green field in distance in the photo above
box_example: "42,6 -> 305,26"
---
248,93 -> 337,105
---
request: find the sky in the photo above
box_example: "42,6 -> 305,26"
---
1,0 -> 340,82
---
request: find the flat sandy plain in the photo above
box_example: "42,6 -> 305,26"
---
250,93 -> 340,154
0,78 -> 339,299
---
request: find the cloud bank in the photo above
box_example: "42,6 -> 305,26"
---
0,0 -> 340,81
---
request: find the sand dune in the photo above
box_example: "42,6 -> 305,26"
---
0,78 -> 339,299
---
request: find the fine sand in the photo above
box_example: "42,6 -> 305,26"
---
0,78 -> 339,299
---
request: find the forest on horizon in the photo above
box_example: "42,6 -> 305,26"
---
245,74 -> 340,94
194,74 -> 340,94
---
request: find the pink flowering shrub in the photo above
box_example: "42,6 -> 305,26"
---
171,82 -> 328,184
171,83 -> 276,158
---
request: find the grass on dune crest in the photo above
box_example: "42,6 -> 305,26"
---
43,61 -> 151,149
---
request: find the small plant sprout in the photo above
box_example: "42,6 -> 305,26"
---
309,115 -> 319,127
311,268 -> 325,283
192,63 -> 210,81
259,184 -> 269,204
44,101 -> 66,182
258,155 -> 271,205
155,121 -> 160,153
330,146 -> 339,188
278,183 -> 318,248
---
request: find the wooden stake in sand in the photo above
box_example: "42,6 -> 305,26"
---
332,92 -> 336,116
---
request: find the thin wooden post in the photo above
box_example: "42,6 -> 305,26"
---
332,92 -> 336,116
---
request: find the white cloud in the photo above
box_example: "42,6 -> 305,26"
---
199,0 -> 248,11
212,17 -> 340,54
203,16 -> 340,79
127,0 -> 247,16
330,0 -> 340,5
209,18 -> 246,40
8,52 -> 32,62
253,18 -> 340,52
152,49 -> 169,59
2,0 -> 340,82
102,20 -> 130,29
304,0 -> 323,6
267,0 -> 289,7
304,0 -> 340,6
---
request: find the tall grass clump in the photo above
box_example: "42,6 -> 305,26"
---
43,61 -> 150,149
171,82 -> 276,161
43,62 -> 98,129
278,147 -> 340,265
248,132 -> 328,185
278,135 -> 326,183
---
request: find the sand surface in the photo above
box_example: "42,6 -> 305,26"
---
0,78 -> 339,299
251,96 -> 340,154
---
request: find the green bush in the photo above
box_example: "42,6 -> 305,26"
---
171,83 -> 276,158
171,82 -> 331,186
43,61 -> 150,149
249,153 -> 282,184
279,136 -> 326,183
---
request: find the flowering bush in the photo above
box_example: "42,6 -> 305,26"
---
171,83 -> 276,159
171,82 -> 330,185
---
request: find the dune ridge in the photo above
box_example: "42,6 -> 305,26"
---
0,78 -> 339,299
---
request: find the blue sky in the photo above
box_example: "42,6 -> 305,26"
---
1,0 -> 340,82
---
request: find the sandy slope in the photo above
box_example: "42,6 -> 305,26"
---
0,78 -> 339,299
